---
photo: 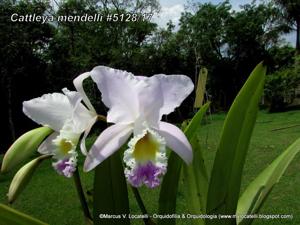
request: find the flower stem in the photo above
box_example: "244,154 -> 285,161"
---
97,115 -> 107,122
131,187 -> 156,225
73,169 -> 92,222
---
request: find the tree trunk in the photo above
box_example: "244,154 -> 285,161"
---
296,19 -> 300,55
70,24 -> 75,54
7,76 -> 16,141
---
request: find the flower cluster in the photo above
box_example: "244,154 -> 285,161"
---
23,66 -> 194,187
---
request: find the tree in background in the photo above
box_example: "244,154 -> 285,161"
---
0,0 -> 53,151
263,1 -> 300,111
176,1 -> 286,109
47,0 -> 159,85
274,0 -> 300,54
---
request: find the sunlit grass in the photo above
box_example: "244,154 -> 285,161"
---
1,110 -> 300,225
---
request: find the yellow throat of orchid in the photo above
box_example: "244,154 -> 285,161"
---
58,138 -> 74,155
133,132 -> 159,162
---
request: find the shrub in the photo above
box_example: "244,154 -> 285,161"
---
265,56 -> 300,112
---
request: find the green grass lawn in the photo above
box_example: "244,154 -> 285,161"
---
1,110 -> 300,225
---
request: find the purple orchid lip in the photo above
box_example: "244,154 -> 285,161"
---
123,128 -> 168,188
126,161 -> 166,188
53,158 -> 77,178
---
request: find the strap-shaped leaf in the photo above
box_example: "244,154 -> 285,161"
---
182,102 -> 210,225
93,151 -> 130,225
185,102 -> 210,139
158,102 -> 210,225
206,62 -> 266,225
8,155 -> 50,203
0,203 -> 48,225
1,127 -> 53,173
182,138 -> 208,225
158,152 -> 182,225
236,137 -> 300,225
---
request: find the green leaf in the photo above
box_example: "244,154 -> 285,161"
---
182,102 -> 210,225
185,102 -> 210,139
93,151 -> 130,225
0,203 -> 48,225
8,155 -> 50,203
194,67 -> 208,108
206,62 -> 266,225
1,127 -> 53,173
158,102 -> 210,225
182,139 -> 207,225
158,152 -> 182,225
236,137 -> 300,225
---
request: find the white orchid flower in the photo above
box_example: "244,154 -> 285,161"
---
84,66 -> 194,188
22,74 -> 97,177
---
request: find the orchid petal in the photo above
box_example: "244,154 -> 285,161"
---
62,88 -> 97,133
23,93 -> 72,132
157,122 -> 193,164
79,116 -> 98,155
153,74 -> 194,117
84,124 -> 133,171
135,74 -> 193,129
57,120 -> 81,144
37,132 -> 59,155
90,66 -> 145,124
73,72 -> 96,112
136,76 -> 163,129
